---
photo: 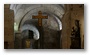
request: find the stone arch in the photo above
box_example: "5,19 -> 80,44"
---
19,10 -> 62,48
11,4 -> 65,48
19,11 -> 62,31
20,24 -> 39,40
17,4 -> 64,31
12,4 -> 64,15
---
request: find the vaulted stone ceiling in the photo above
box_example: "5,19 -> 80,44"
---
10,4 -> 65,31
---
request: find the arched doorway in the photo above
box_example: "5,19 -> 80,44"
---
20,12 -> 62,49
21,24 -> 39,49
12,4 -> 64,49
21,30 -> 38,49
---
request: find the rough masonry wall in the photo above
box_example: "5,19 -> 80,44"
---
70,4 -> 84,48
62,11 -> 71,49
62,4 -> 84,49
4,4 -> 14,49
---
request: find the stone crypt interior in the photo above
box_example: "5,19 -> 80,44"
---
4,4 -> 84,49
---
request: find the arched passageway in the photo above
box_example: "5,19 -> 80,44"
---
19,12 -> 62,48
12,4 -> 64,49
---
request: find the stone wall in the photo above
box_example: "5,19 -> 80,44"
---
4,4 -> 14,49
62,4 -> 84,49
62,11 -> 71,49
70,4 -> 84,49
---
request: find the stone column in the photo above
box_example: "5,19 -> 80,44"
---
4,4 -> 14,49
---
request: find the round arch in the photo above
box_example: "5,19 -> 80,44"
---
20,24 -> 39,40
17,4 -> 64,31
19,10 -> 62,31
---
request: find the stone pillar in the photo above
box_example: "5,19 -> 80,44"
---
62,11 -> 71,49
4,4 -> 14,49
14,31 -> 22,49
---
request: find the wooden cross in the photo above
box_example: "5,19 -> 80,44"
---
32,11 -> 48,26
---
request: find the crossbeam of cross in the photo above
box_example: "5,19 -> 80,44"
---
32,11 -> 48,26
